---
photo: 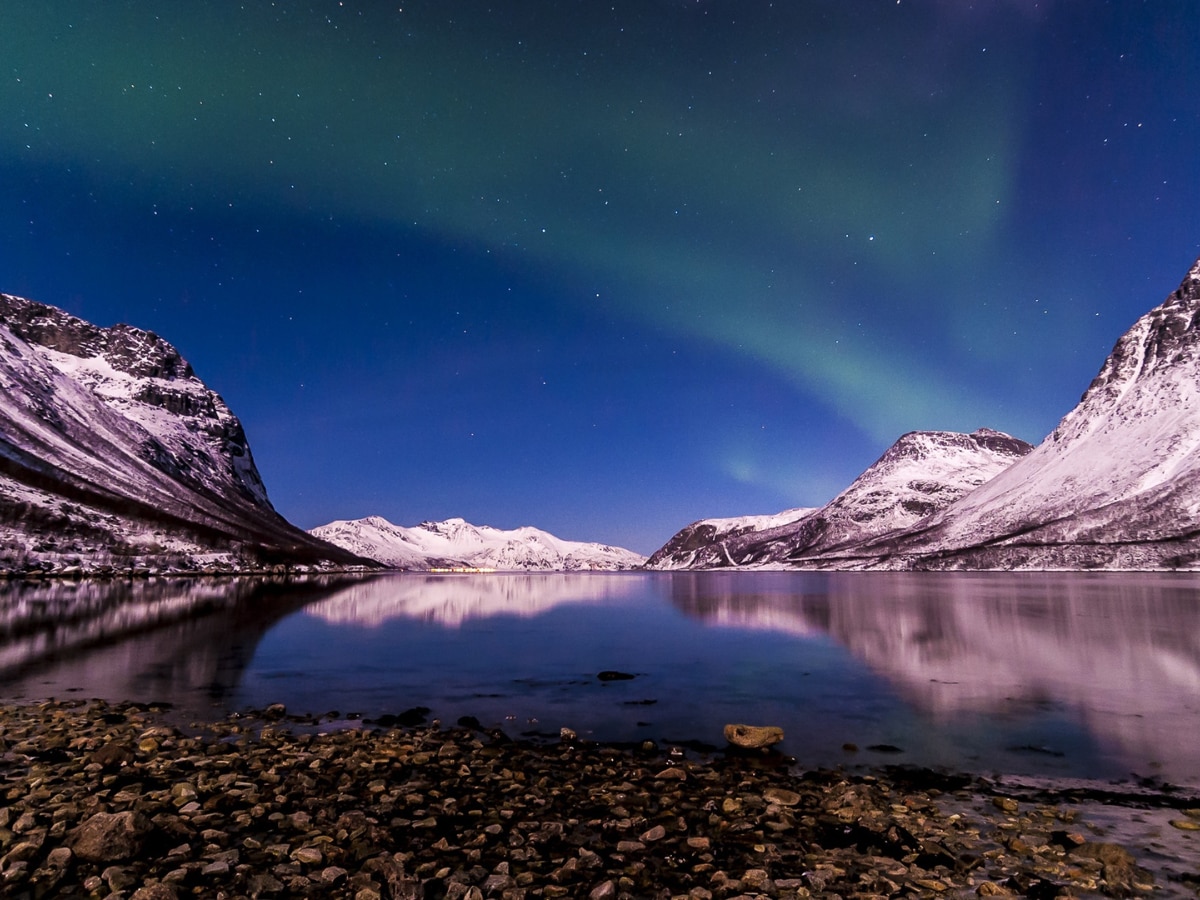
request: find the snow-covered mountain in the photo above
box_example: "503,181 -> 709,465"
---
645,507 -> 816,569
647,429 -> 1032,569
844,256 -> 1200,569
310,515 -> 646,571
0,292 -> 366,573
652,254 -> 1200,571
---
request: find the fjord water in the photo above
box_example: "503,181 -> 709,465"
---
2,571 -> 1197,788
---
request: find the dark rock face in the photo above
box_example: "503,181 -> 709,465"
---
0,295 -> 193,380
0,291 -> 368,572
646,523 -> 744,569
645,508 -> 817,569
1079,260 -> 1200,404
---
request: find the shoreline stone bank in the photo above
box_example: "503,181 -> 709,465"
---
1,700 -> 1195,899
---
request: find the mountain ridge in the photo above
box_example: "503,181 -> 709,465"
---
647,428 -> 1033,569
311,515 -> 646,571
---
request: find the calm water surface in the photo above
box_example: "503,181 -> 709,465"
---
2,571 -> 1197,788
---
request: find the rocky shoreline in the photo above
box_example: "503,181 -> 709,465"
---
1,700 -> 1197,899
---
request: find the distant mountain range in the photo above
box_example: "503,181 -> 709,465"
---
648,256 -> 1200,571
309,515 -> 646,571
5,254 -> 1200,574
0,292 -> 367,574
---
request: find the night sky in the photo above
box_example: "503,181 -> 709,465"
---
2,2 -> 1198,554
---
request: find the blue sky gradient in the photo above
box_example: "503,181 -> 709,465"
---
2,1 -> 1198,552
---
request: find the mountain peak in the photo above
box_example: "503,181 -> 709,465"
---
1052,255 -> 1200,449
0,293 -> 194,380
647,427 -> 1031,569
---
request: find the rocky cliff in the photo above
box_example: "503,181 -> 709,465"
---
0,292 -> 367,573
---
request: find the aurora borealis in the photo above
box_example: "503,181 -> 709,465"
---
2,2 -> 1198,553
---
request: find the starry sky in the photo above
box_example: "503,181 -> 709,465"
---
2,2 -> 1198,555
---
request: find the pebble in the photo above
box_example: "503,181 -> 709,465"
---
0,698 -> 1169,899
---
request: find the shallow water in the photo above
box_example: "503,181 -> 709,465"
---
2,570 -> 1198,788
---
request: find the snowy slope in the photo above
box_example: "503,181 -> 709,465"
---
644,507 -> 816,569
0,292 -> 365,572
310,515 -> 646,571
646,429 -> 1031,569
741,429 -> 1034,565
848,257 -> 1200,569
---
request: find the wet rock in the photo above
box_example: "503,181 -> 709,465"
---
89,741 -> 135,769
69,810 -> 152,862
741,868 -> 773,892
993,796 -> 1020,814
264,702 -> 288,720
131,885 -> 179,900
1071,842 -> 1154,895
597,671 -> 636,681
723,723 -> 784,749
654,765 -> 687,781
248,872 -> 285,895
397,706 -> 432,726
762,786 -> 801,806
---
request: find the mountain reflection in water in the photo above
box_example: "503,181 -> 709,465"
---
0,575 -> 370,711
667,572 -> 1200,783
1,571 -> 1197,785
303,572 -> 644,627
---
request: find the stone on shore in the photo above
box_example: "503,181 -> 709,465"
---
723,722 -> 784,749
0,699 -> 1169,899
68,811 -> 153,862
